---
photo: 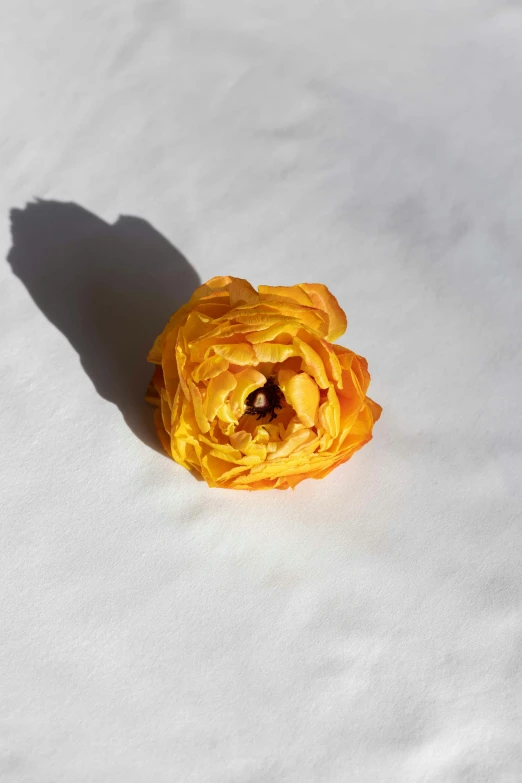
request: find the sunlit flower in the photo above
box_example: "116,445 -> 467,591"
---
146,276 -> 381,490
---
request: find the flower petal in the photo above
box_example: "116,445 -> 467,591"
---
293,338 -> 330,389
200,276 -> 259,307
213,343 -> 257,365
188,380 -> 210,433
283,372 -> 320,427
204,370 -> 237,421
277,367 -> 296,396
147,302 -> 193,365
313,339 -> 343,388
228,368 -> 267,418
248,299 -> 328,335
266,427 -> 314,460
192,355 -> 229,382
317,385 -> 341,439
258,283 -> 345,340
162,327 -> 183,403
234,313 -> 295,328
229,431 -> 252,451
366,396 -> 383,424
298,284 -> 347,340
258,284 -> 313,308
245,320 -> 300,343
253,343 -> 295,364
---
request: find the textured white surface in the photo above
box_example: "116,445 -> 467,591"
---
1,2 -> 521,781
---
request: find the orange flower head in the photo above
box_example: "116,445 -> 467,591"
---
146,276 -> 381,490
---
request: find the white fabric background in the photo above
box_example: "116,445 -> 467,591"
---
1,2 -> 521,781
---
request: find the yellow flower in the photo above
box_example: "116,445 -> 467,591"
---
146,276 -> 381,490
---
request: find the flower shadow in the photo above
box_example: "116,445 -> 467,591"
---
7,199 -> 200,451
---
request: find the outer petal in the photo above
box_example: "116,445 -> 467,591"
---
147,302 -> 193,364
205,276 -> 259,306
366,396 -> 383,424
252,297 -> 329,336
259,283 -> 347,341
245,320 -> 301,343
299,284 -> 347,341
258,284 -> 313,308
188,380 -> 210,433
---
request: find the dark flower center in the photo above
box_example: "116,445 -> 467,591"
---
245,377 -> 284,422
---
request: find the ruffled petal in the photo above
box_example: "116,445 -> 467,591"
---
250,299 -> 329,336
228,368 -> 266,417
162,327 -> 183,403
258,284 -> 313,308
293,338 -> 330,389
229,430 -> 252,451
214,343 -> 257,365
192,355 -> 229,382
253,343 -> 294,364
258,283 -> 346,340
266,427 -> 313,460
283,372 -> 320,428
188,380 -> 210,433
298,283 -> 347,340
365,396 -> 383,424
204,370 -> 237,421
202,276 -> 259,307
244,320 -> 300,344
313,339 -> 343,388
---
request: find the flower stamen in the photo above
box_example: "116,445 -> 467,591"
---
245,377 -> 284,422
